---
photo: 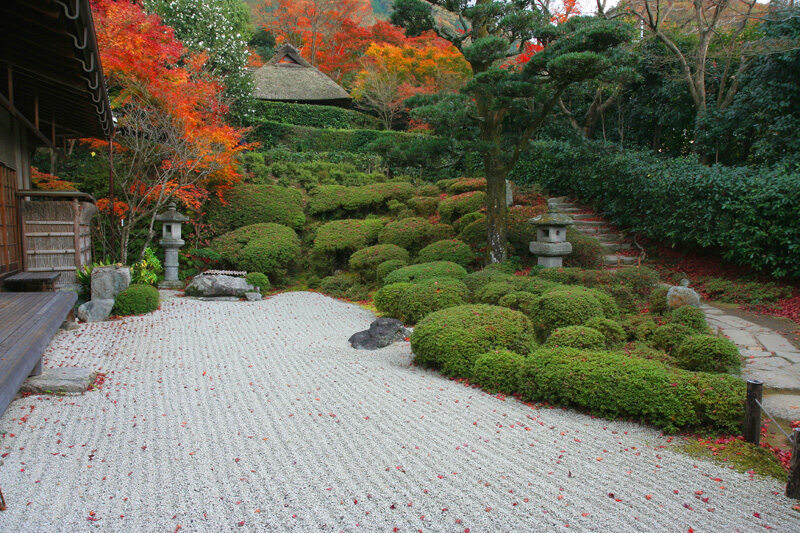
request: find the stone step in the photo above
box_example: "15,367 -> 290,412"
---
572,219 -> 604,227
600,242 -> 621,253
556,207 -> 582,214
548,202 -> 575,210
603,254 -> 639,267
548,196 -> 569,203
571,213 -> 597,220
577,228 -> 610,237
597,233 -> 624,242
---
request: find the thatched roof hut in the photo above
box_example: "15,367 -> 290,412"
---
253,44 -> 351,108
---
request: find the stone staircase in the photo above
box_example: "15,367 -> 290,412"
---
547,196 -> 641,268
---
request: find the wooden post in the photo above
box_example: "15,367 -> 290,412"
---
744,380 -> 763,445
787,428 -> 800,499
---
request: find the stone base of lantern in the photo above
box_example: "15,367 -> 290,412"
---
537,256 -> 564,268
530,241 -> 572,268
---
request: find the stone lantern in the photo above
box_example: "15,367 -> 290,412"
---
155,203 -> 189,288
529,212 -> 574,268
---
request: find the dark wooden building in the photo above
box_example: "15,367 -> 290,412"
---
0,0 -> 112,418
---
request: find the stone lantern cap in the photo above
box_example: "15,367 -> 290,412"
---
155,203 -> 189,223
528,212 -> 574,227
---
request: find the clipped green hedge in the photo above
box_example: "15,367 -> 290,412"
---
439,191 -> 487,223
545,325 -> 606,350
391,278 -> 470,324
518,140 -> 800,278
415,239 -> 473,267
313,219 -> 385,255
349,245 -> 409,280
250,101 -> 382,130
447,177 -> 486,194
652,323 -> 692,354
376,259 -> 407,282
307,182 -> 415,217
211,223 -> 301,280
112,284 -> 159,316
472,350 -> 525,394
410,304 -> 535,379
528,288 -> 607,340
407,196 -> 440,216
517,347 -> 745,432
247,149 -> 383,173
383,261 -> 467,286
378,217 -> 439,253
584,317 -> 626,348
207,184 -> 305,232
676,335 -> 741,373
671,306 -> 709,333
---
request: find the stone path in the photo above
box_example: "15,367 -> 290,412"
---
1,292 -> 799,532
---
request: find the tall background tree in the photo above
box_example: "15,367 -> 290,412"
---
391,0 -> 632,262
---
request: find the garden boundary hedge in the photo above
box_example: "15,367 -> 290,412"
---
250,101 -> 382,130
513,140 -> 800,278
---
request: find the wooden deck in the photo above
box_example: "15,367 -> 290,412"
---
0,292 -> 76,416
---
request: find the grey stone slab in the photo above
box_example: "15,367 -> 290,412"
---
760,394 -> 800,421
756,332 -> 798,354
780,351 -> 800,365
744,357 -> 791,371
21,368 -> 96,394
721,328 -> 757,346
713,314 -> 756,329
77,298 -> 114,323
741,348 -> 773,359
244,292 -> 262,301
701,307 -> 724,315
742,367 -> 800,391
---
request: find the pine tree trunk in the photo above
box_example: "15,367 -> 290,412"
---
485,166 -> 508,264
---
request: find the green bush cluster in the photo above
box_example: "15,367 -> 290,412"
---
211,223 -> 301,281
516,139 -> 800,278
376,259 -> 407,282
438,191 -> 487,223
112,284 -> 160,316
207,184 -> 305,233
376,278 -> 469,324
313,219 -> 385,256
497,291 -> 539,315
383,261 -> 467,286
447,177 -> 486,194
378,217 -> 441,253
457,218 -> 487,248
415,239 -> 473,267
250,101 -> 382,130
454,211 -> 484,233
528,287 -> 608,340
349,245 -> 409,281
676,335 -> 741,373
245,272 -> 271,295
407,196 -> 440,216
417,184 -> 441,197
652,323 -> 692,354
563,228 -> 603,268
244,149 -> 383,174
473,281 -> 516,305
584,317 -> 626,348
410,304 -> 535,379
671,306 -> 709,333
649,286 -> 670,314
699,277 -> 793,305
318,273 -> 367,300
307,182 -> 415,217
517,347 -> 745,432
262,160 -> 383,189
545,326 -> 606,350
472,350 -> 525,394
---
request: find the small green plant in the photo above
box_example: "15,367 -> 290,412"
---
75,259 -> 114,298
649,286 -> 670,314
670,306 -> 709,333
245,272 -> 271,296
112,284 -> 160,316
383,261 -> 467,286
675,334 -> 741,373
130,247 -> 163,286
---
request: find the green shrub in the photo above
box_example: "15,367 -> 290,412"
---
319,273 -> 361,298
652,323 -> 692,354
613,267 -> 660,298
211,223 -> 301,281
431,223 -> 455,242
112,284 -> 159,316
349,245 -> 409,281
439,191 -> 487,223
649,286 -> 670,314
517,347 -> 745,432
378,217 -> 437,253
313,219 -> 385,256
534,267 -> 583,284
208,184 -> 305,232
463,269 -> 515,293
436,178 -> 459,190
512,276 -> 561,296
264,160 -> 383,188
374,282 -> 414,318
507,205 -> 549,257
307,182 -> 415,217
410,304 -> 535,379
130,247 -> 162,286
383,261 -> 467,285
415,239 -> 473,267
472,350 -> 525,394
584,317 -> 626,348
458,217 -> 487,248
635,319 -> 659,342
528,288 -> 606,340
407,196 -> 440,216
417,184 -> 441,197
699,277 -> 793,305
447,177 -> 486,194
395,278 -> 470,324
250,100 -> 382,130
671,306 -> 709,333
620,342 -> 675,365
545,285 -> 620,319
376,259 -> 407,282
498,291 -> 539,315
473,281 -> 516,305
245,272 -> 271,295
454,211 -> 484,233
676,335 -> 741,373
247,148 -> 383,174
563,228 -> 603,268
545,326 -> 606,350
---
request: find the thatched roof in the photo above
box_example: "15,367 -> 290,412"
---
253,44 -> 351,107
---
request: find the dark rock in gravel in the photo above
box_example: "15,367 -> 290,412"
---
349,318 -> 409,350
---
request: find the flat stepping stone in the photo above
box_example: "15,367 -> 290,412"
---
21,368 -> 96,394
761,393 -> 800,420
573,219 -> 604,227
571,213 -> 597,220
603,254 -> 638,266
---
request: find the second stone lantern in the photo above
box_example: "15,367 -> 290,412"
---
529,212 -> 574,268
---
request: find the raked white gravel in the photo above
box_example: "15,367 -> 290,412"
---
1,292 -> 799,532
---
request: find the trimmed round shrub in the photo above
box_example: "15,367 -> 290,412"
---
208,184 -> 305,232
313,219 -> 385,255
319,273 -> 360,298
396,278 -> 470,324
407,196 -> 440,216
584,317 -> 626,348
416,239 -> 473,267
435,178 -> 459,191
417,184 -> 441,197
613,267 -> 660,298
463,269 -> 515,293
410,304 -> 535,379
534,267 -> 584,284
447,177 -> 486,194
528,288 -> 606,340
112,284 -> 159,316
676,335 -> 741,373
545,326 -> 606,350
634,318 -> 659,342
454,211 -> 485,233
439,191 -> 487,223
374,282 -> 414,317
376,259 -> 408,283
307,182 -> 415,216
563,228 -> 603,268
349,244 -> 409,281
473,281 -> 516,305
431,223 -> 455,241
518,347 -> 745,433
472,350 -> 524,394
498,291 -> 539,315
511,276 -> 561,296
620,342 -> 675,365
544,285 -> 619,318
671,306 -> 709,333
245,272 -> 271,295
458,217 -> 487,248
211,223 -> 301,281
378,217 -> 437,253
649,286 -> 670,315
652,323 -> 692,354
383,261 -> 467,286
